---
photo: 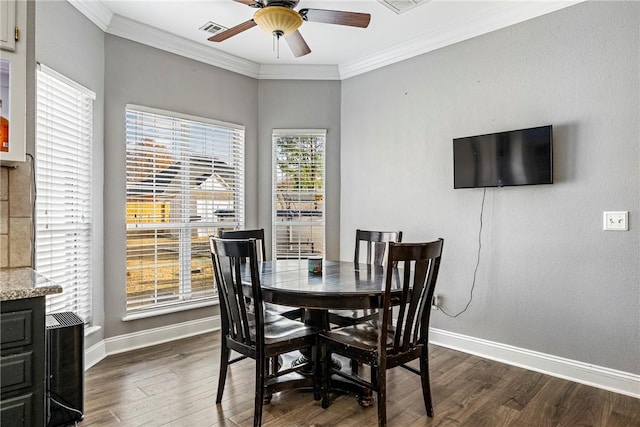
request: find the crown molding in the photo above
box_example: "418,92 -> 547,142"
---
70,0 -> 584,81
67,0 -> 339,79
258,64 -> 340,80
339,1 -> 585,79
104,14 -> 341,80
106,14 -> 262,79
67,0 -> 112,31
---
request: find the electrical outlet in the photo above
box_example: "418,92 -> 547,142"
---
431,295 -> 441,310
603,211 -> 628,231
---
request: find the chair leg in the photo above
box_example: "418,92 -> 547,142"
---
216,340 -> 230,403
377,369 -> 387,427
254,357 -> 266,427
313,344 -> 321,401
262,357 -> 274,405
420,352 -> 434,417
321,344 -> 331,409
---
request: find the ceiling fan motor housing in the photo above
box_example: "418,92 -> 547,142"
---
264,1 -> 300,8
254,6 -> 303,36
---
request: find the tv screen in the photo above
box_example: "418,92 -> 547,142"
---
453,125 -> 553,189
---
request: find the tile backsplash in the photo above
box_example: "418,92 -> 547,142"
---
0,157 -> 34,268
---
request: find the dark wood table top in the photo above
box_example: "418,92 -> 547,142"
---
254,260 -> 401,311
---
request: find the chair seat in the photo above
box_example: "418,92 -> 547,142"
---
265,303 -> 304,320
320,320 -> 395,352
251,314 -> 319,347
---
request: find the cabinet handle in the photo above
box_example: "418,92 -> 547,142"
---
14,26 -> 19,41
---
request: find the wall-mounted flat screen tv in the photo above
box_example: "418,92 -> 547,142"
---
453,125 -> 553,189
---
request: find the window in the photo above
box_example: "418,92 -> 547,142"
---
35,64 -> 95,323
125,105 -> 244,312
272,129 -> 325,259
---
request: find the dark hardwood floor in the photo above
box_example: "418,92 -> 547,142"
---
81,332 -> 640,426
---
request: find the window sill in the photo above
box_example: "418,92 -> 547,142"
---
122,299 -> 219,322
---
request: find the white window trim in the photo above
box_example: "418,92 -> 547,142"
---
35,63 -> 95,324
122,299 -> 219,322
125,105 -> 245,313
127,104 -> 244,133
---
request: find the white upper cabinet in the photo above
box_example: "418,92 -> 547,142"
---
0,0 -> 26,164
0,0 -> 16,51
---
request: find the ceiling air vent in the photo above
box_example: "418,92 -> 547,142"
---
377,0 -> 429,15
199,21 -> 228,36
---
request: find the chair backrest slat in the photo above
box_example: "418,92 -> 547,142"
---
232,256 -> 253,342
210,237 -> 264,348
412,260 -> 431,344
402,259 -> 429,350
382,239 -> 444,356
354,229 -> 403,266
220,229 -> 267,262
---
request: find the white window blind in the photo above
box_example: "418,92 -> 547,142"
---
35,64 -> 95,323
125,105 -> 244,312
272,129 -> 325,259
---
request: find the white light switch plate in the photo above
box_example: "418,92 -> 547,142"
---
603,211 -> 628,231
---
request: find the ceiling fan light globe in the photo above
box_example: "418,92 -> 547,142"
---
254,6 -> 303,36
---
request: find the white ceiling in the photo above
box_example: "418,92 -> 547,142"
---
70,0 -> 582,79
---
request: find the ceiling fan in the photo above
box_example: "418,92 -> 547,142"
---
208,0 -> 371,58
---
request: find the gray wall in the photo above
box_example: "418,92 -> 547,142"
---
257,80 -> 341,259
340,1 -> 639,374
103,35 -> 259,337
34,0 -> 105,349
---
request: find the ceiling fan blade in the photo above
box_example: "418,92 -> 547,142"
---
233,0 -> 263,7
285,30 -> 311,57
299,8 -> 371,28
208,20 -> 257,42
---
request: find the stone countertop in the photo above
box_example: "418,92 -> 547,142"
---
0,268 -> 63,301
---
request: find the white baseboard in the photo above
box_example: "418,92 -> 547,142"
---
85,315 -> 220,370
429,327 -> 640,399
85,340 -> 106,370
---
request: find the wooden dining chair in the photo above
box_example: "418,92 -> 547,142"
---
210,237 -> 321,427
327,229 -> 403,328
219,228 -> 303,321
319,239 -> 444,427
